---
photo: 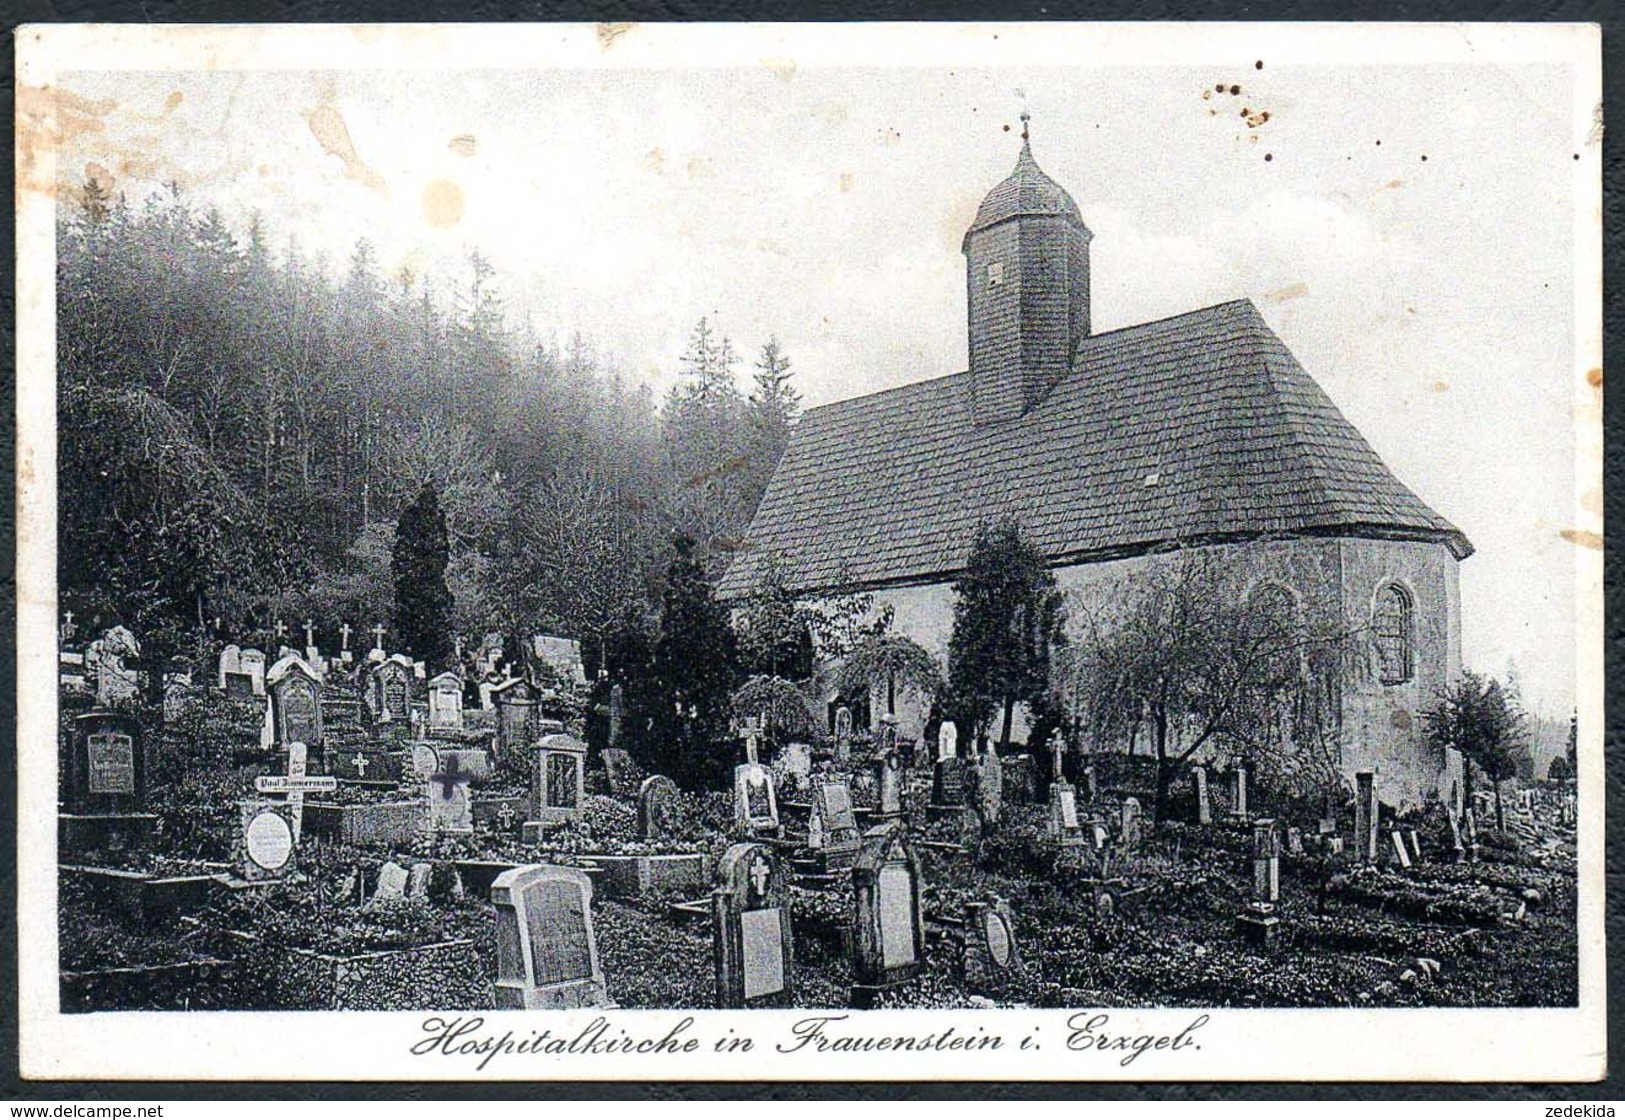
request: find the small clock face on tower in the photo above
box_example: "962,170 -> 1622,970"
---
986,261 -> 1004,288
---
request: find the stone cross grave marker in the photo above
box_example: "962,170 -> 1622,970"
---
339,622 -> 352,654
963,894 -> 1022,994
851,822 -> 926,1003
491,864 -> 611,1009
734,762 -> 779,835
1355,770 -> 1379,863
253,742 -> 336,842
638,774 -> 684,840
1192,764 -> 1212,825
268,654 -> 323,748
712,842 -> 794,1008
427,671 -> 464,732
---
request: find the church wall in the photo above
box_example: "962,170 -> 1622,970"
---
1335,537 -> 1463,810
812,535 -> 1461,809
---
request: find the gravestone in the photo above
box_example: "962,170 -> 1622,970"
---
425,748 -> 491,834
638,774 -> 684,840
224,670 -> 257,700
937,720 -> 958,762
237,799 -> 298,882
834,705 -> 853,747
851,822 -> 926,1003
523,734 -> 587,836
810,777 -> 862,871
62,709 -> 159,853
1192,764 -> 1212,825
239,648 -> 267,697
491,676 -> 539,755
491,865 -> 611,1009
329,746 -> 402,784
931,757 -> 965,810
368,657 -> 413,723
1236,817 -> 1282,946
1286,826 -> 1305,856
876,749 -> 905,819
1355,770 -> 1379,863
427,671 -> 464,733
979,747 -> 1004,825
1230,762 -> 1249,820
712,842 -> 794,1008
1082,763 -> 1098,803
780,743 -> 812,782
1407,828 -> 1423,863
1047,779 -> 1085,845
601,747 -> 636,797
733,762 -> 779,835
268,654 -> 324,748
1119,797 -> 1143,854
371,860 -> 409,904
963,895 -> 1022,994
92,627 -> 141,705
217,644 -> 242,689
66,709 -> 146,815
1390,830 -> 1413,869
408,862 -> 433,900
607,683 -> 624,749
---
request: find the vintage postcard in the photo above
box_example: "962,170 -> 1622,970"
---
14,22 -> 1603,1081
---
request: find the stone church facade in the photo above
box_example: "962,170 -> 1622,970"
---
720,124 -> 1471,809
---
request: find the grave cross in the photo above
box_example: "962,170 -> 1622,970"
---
741,724 -> 760,766
351,752 -> 369,778
252,742 -> 336,842
750,855 -> 771,895
339,622 -> 352,651
371,623 -> 386,651
304,619 -> 316,648
1051,737 -> 1064,783
436,753 -> 467,800
275,620 -> 288,640
61,610 -> 74,635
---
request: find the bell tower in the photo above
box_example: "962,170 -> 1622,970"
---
962,113 -> 1092,426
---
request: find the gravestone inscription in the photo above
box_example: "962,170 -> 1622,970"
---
491,865 -> 611,1009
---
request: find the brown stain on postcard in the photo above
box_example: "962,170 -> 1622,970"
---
597,23 -> 635,50
421,178 -> 465,229
1560,529 -> 1603,552
304,104 -> 387,194
448,135 -> 478,158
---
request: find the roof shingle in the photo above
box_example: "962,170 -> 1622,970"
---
718,298 -> 1469,598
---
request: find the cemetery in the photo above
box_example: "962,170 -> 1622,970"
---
55,612 -> 1578,1014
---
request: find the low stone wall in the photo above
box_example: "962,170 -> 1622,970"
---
304,801 -> 422,846
582,853 -> 711,901
274,938 -> 491,1011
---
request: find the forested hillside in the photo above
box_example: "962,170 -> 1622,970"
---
56,178 -> 799,671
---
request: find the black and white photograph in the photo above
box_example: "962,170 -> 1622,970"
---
14,21 -> 1603,1081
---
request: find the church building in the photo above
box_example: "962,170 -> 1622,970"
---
719,120 -> 1472,809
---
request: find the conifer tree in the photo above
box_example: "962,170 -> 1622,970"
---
651,534 -> 740,784
391,484 -> 455,670
946,516 -> 1065,751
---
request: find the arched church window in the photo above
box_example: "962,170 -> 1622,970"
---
1373,583 -> 1414,685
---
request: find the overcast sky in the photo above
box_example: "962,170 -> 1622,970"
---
52,33 -> 1593,715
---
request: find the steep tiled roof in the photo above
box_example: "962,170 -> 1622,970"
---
718,299 -> 1470,598
965,140 -> 1088,239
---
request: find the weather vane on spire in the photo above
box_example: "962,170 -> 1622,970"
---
1020,108 -> 1031,143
